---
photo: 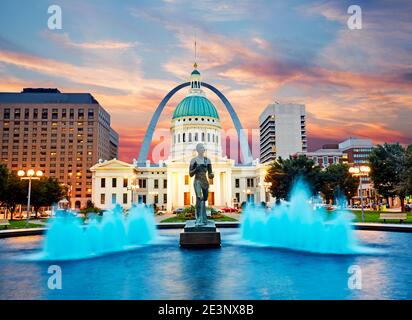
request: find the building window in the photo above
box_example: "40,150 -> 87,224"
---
163,179 -> 167,188
33,109 -> 38,119
101,178 -> 106,188
42,108 -> 48,119
100,194 -> 106,205
123,193 -> 128,204
88,109 -> 94,119
112,178 -> 117,188
139,179 -> 147,188
163,193 -> 167,204
123,178 -> 128,188
3,108 -> 10,119
247,178 -> 254,188
52,109 -> 58,119
184,175 -> 189,185
112,193 -> 116,204
154,179 -> 159,189
235,179 -> 240,188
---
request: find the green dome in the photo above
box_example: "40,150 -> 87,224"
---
173,95 -> 219,119
191,69 -> 200,75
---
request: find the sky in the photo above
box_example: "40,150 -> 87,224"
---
0,0 -> 411,162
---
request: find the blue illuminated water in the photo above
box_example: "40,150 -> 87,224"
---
1,229 -> 412,299
1,180 -> 411,299
40,204 -> 157,260
241,181 -> 359,254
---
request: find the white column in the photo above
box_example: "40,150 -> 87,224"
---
215,170 -> 221,206
178,172 -> 184,207
226,168 -> 232,207
167,170 -> 173,212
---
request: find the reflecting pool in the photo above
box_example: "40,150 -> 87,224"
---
1,229 -> 411,300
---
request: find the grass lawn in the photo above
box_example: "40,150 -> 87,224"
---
349,210 -> 412,223
161,214 -> 238,223
0,219 -> 46,230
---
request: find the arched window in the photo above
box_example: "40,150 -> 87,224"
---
182,133 -> 185,142
195,133 -> 198,141
201,132 -> 205,142
208,133 -> 210,142
178,134 -> 180,143
189,133 -> 192,142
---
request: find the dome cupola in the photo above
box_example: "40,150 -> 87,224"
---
169,64 -> 222,160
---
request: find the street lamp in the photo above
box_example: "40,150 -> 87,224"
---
349,165 -> 371,222
17,169 -> 43,226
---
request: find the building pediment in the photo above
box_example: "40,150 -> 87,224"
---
90,158 -> 135,171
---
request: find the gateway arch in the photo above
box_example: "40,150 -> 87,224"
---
137,82 -> 252,165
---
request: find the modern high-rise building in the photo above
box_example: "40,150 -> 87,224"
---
259,102 -> 306,163
0,88 -> 119,209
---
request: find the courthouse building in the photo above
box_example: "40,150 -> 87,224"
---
90,67 -> 270,211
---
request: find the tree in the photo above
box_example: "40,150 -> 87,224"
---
395,145 -> 412,210
369,143 -> 407,211
321,164 -> 358,204
266,155 -> 323,200
0,164 -> 9,206
0,170 -> 26,220
30,177 -> 66,217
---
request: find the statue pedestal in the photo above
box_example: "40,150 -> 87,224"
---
180,220 -> 221,248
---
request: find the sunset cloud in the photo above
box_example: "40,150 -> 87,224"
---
0,0 -> 411,162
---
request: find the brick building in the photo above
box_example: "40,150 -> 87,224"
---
0,88 -> 118,209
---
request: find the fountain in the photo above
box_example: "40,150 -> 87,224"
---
41,204 -> 157,260
240,179 -> 359,254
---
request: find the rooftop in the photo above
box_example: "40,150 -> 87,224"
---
0,88 -> 99,104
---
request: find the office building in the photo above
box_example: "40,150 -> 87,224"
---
259,102 -> 306,163
0,88 -> 119,209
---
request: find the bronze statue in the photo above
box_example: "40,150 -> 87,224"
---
189,143 -> 214,226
